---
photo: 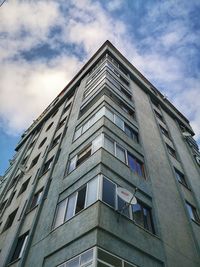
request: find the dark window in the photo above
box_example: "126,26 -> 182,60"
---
38,137 -> 47,148
10,232 -> 29,262
154,110 -> 164,122
29,188 -> 43,210
0,200 -> 7,213
102,177 -> 116,208
18,178 -> 30,196
57,117 -> 67,129
160,125 -> 170,138
186,202 -> 200,223
127,153 -> 145,178
41,157 -> 54,175
46,122 -> 54,132
132,202 -> 154,233
166,144 -> 176,158
63,103 -> 71,114
76,146 -> 92,167
21,156 -> 28,165
29,154 -> 40,169
7,191 -> 16,206
28,140 -> 35,149
51,134 -> 61,149
121,102 -> 135,118
124,124 -> 139,142
120,87 -> 132,99
8,174 -> 20,190
174,168 -> 188,187
75,186 -> 87,214
51,109 -> 59,118
119,75 -> 129,86
3,208 -> 18,231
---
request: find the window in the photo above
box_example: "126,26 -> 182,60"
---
174,168 -> 188,187
127,153 -> 145,178
3,208 -> 18,231
102,178 -> 116,208
21,155 -> 28,165
29,188 -> 43,210
103,135 -> 145,178
160,125 -> 170,138
68,135 -> 102,173
8,174 -> 20,190
18,178 -> 30,196
46,122 -> 54,132
53,177 -> 98,229
28,140 -> 35,149
124,124 -> 139,142
38,137 -> 47,148
132,202 -> 154,233
0,200 -> 7,213
166,144 -> 176,158
186,202 -> 200,223
51,134 -> 61,149
40,157 -> 54,175
7,191 -> 16,206
29,154 -> 40,169
63,103 -> 71,114
10,232 -> 29,262
51,109 -> 59,118
57,117 -> 67,129
154,110 -> 164,122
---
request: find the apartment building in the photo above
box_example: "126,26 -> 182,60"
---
0,40 -> 200,267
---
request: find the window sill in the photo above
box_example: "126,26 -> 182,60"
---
178,181 -> 191,191
191,219 -> 200,226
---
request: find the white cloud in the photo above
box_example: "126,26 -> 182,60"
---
0,0 -> 199,147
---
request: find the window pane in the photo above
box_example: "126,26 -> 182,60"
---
67,257 -> 79,267
65,194 -> 76,221
75,186 -> 86,214
82,121 -> 90,133
98,249 -> 122,267
86,177 -> 98,207
77,147 -> 92,166
135,161 -> 143,177
102,177 -> 116,208
80,249 -> 94,265
104,136 -> 115,155
74,128 -> 82,140
143,207 -> 154,233
116,144 -> 126,163
68,156 -> 76,173
53,199 -> 67,228
115,115 -> 124,130
127,153 -> 136,172
117,196 -> 130,218
132,203 -> 144,226
94,107 -> 105,122
92,134 -> 103,153
105,108 -> 114,122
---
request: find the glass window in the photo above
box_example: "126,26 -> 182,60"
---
41,157 -> 54,175
86,177 -> 98,207
102,177 -> 116,208
46,122 -> 54,132
10,232 -> 29,262
65,194 -> 76,221
117,196 -> 130,218
127,153 -> 137,173
29,154 -> 40,169
68,156 -> 77,173
128,153 -> 145,178
174,168 -> 187,187
82,121 -> 90,133
3,208 -> 18,231
104,136 -> 115,155
116,144 -> 126,163
74,127 -> 82,140
67,257 -> 79,267
115,115 -> 124,130
105,108 -> 114,122
38,137 -> 47,148
98,249 -> 122,267
186,202 -> 200,222
18,178 -> 30,196
77,146 -> 92,166
94,107 -> 105,122
124,124 -> 138,142
53,199 -> 68,228
92,134 -> 103,153
80,249 -> 93,265
29,188 -> 43,210
75,187 -> 87,214
166,144 -> 176,158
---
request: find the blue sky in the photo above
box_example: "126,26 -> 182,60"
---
0,0 -> 200,175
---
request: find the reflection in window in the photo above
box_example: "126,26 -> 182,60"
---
102,178 -> 116,208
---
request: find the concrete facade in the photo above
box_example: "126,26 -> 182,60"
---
0,41 -> 200,267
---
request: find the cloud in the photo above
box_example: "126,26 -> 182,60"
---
0,0 -> 199,147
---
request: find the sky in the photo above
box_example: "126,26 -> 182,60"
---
0,0 -> 200,175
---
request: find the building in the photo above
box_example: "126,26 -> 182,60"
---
0,40 -> 200,267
